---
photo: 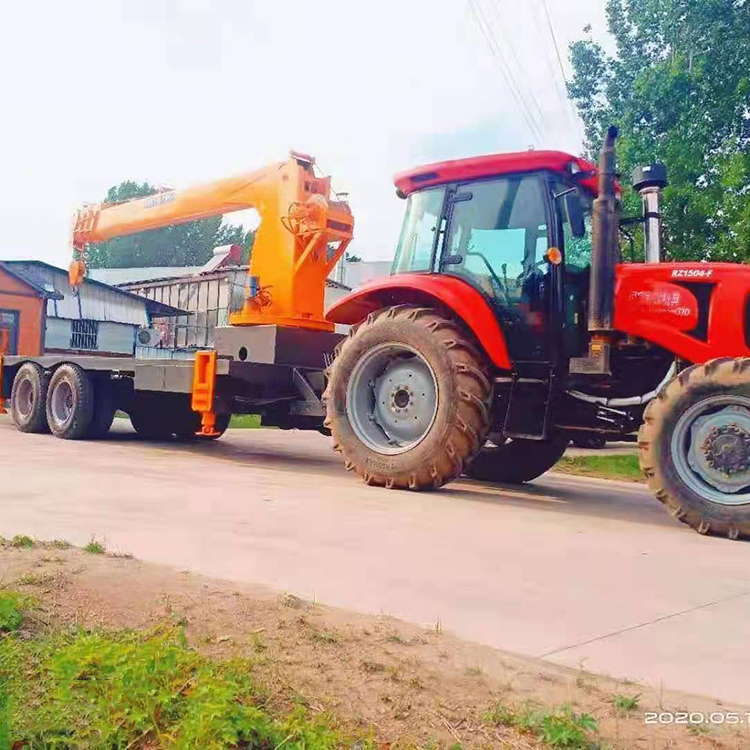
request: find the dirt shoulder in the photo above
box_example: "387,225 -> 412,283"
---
1,540 -> 746,749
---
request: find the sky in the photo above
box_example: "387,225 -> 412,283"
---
0,0 -> 610,266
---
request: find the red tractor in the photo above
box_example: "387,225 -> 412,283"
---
324,127 -> 750,540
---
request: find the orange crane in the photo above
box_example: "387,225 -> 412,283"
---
69,152 -> 354,332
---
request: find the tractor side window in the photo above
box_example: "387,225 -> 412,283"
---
442,175 -> 549,308
557,184 -> 593,271
392,187 -> 445,275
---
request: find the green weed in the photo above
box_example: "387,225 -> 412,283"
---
486,701 -> 598,748
0,592 -> 31,632
10,535 -> 33,549
611,693 -> 640,712
50,539 -> 71,550
83,537 -> 106,555
0,623 -> 348,747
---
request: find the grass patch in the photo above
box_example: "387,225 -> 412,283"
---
16,572 -> 56,587
486,701 -> 598,748
10,535 -> 34,549
50,539 -> 71,550
83,537 -> 106,555
611,692 -> 641,713
0,622 -> 357,748
229,414 -> 262,429
0,592 -> 32,633
554,454 -> 644,483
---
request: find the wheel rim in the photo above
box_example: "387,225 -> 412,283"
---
671,395 -> 750,506
346,342 -> 438,455
16,377 -> 34,419
50,380 -> 74,427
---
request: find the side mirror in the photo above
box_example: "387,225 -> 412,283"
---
564,191 -> 586,238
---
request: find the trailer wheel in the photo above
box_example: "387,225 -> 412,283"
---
86,380 -> 117,439
639,357 -> 750,540
10,362 -> 50,434
128,399 -> 173,439
46,364 -> 95,440
323,305 -> 492,490
465,436 -> 569,483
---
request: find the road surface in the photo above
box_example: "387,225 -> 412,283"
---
2,415 -> 749,704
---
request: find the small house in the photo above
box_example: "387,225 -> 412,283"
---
0,260 -> 182,357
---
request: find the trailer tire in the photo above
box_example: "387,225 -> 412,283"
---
10,362 -> 50,434
323,305 -> 492,490
465,436 -> 569,483
46,364 -> 95,440
639,357 -> 750,540
128,399 -> 173,440
87,380 -> 117,439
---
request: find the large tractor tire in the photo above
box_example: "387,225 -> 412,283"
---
465,435 -> 569,484
639,357 -> 750,540
323,305 -> 492,490
45,364 -> 95,440
10,362 -> 50,434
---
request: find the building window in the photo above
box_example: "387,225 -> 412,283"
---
0,310 -> 19,355
71,319 -> 99,350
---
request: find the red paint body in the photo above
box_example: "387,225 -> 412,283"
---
614,263 -> 750,363
326,274 -> 512,369
394,150 -> 599,197
332,151 -> 740,370
328,263 -> 750,370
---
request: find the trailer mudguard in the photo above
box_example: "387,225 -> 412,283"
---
326,273 -> 512,370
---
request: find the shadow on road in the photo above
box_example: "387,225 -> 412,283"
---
96,421 -> 688,533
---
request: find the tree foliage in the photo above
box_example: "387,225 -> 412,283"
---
568,0 -> 750,260
87,180 -> 254,269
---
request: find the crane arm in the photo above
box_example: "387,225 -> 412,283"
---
69,152 -> 354,331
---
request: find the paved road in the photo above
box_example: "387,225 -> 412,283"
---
2,415 -> 749,704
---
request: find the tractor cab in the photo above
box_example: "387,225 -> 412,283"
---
390,151 -> 598,365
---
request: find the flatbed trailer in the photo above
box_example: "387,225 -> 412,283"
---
0,324 -> 342,441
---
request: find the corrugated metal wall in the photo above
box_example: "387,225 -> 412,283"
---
10,263 -> 149,326
125,270 -> 241,349
44,317 -> 136,355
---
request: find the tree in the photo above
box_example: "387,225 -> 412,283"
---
87,180 -> 255,269
568,0 -> 750,261
345,252 -> 363,262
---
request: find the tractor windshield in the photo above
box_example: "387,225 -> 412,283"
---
392,187 -> 445,274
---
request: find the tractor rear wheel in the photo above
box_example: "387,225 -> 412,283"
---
465,435 -> 569,483
324,305 -> 492,490
639,357 -> 750,540
10,362 -> 50,434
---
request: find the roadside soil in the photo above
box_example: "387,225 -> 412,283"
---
1,542 -> 746,749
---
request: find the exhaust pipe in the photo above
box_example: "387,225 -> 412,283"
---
632,163 -> 668,263
588,125 -> 621,334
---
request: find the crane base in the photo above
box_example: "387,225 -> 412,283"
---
214,324 -> 342,370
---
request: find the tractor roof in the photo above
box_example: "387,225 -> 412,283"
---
394,150 -> 598,197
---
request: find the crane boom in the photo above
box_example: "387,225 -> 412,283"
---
70,152 -> 354,331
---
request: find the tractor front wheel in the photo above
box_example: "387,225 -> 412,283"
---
324,305 -> 492,490
639,357 -> 750,540
465,435 -> 569,484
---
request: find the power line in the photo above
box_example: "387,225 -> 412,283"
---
541,0 -> 568,87
529,0 -> 579,143
466,0 -> 545,145
487,0 -> 548,130
539,0 -> 586,145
